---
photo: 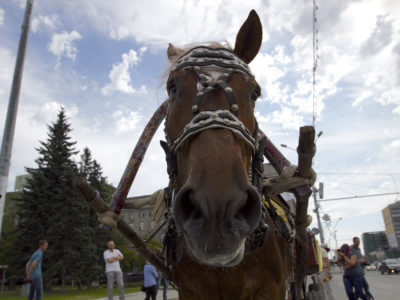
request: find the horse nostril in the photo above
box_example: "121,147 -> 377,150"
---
174,187 -> 205,227
232,187 -> 261,233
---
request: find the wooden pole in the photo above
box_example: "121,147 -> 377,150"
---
72,177 -> 171,279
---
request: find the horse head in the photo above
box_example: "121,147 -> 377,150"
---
164,10 -> 263,267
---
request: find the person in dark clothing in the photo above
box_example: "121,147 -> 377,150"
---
337,244 -> 369,300
159,272 -> 168,300
351,237 -> 374,300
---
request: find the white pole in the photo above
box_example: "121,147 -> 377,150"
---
0,0 -> 34,237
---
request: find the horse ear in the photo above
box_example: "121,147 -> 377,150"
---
167,43 -> 185,62
233,10 -> 262,64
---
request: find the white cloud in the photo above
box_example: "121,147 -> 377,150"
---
352,90 -> 372,107
32,14 -> 59,33
101,49 -> 147,95
270,107 -> 304,130
115,110 -> 142,135
359,15 -> 394,57
390,140 -> 400,149
32,101 -> 79,125
251,49 -> 289,104
0,7 -> 4,25
47,30 -> 82,67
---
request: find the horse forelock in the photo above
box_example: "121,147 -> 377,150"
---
163,41 -> 233,80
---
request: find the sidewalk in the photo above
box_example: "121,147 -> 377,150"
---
90,288 -> 179,300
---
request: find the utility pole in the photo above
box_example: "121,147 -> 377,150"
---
0,0 -> 34,236
312,184 -> 325,244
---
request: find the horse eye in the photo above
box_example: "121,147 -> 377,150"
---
251,90 -> 260,101
169,85 -> 177,100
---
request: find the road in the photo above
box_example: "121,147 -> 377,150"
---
90,287 -> 178,300
328,269 -> 399,299
94,270 -> 399,300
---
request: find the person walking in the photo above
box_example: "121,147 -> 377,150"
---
158,272 -> 168,300
155,248 -> 168,300
25,240 -> 48,300
143,260 -> 158,300
103,241 -> 125,300
351,237 -> 374,300
337,244 -> 369,300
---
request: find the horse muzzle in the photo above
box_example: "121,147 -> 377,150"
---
173,184 -> 261,266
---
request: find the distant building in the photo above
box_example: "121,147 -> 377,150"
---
120,199 -> 167,244
14,174 -> 32,192
382,201 -> 400,248
362,231 -> 389,262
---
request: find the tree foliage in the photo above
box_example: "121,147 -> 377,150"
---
6,108 -> 144,290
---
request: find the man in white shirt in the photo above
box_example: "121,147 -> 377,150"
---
104,241 -> 125,300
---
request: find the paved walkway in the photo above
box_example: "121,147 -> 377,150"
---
90,288 -> 179,300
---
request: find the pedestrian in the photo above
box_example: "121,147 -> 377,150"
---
351,237 -> 374,300
159,272 -> 168,300
319,244 -> 334,300
25,240 -> 48,300
155,248 -> 168,300
337,244 -> 369,300
143,260 -> 158,300
103,241 -> 125,300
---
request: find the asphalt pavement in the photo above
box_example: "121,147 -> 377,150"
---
92,270 -> 400,300
329,268 -> 400,299
90,287 -> 178,300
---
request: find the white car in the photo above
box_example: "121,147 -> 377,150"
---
365,265 -> 376,271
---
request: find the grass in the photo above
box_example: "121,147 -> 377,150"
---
0,283 -> 142,300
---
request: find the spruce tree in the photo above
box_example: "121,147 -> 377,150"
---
10,108 -> 89,291
77,147 -> 113,289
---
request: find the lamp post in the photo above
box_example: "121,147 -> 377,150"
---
333,217 -> 342,250
0,0 -> 34,237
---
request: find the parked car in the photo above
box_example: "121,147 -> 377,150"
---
379,258 -> 400,274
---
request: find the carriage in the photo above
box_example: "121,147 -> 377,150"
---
74,10 -> 326,300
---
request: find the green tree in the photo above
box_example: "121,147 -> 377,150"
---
9,108 -> 90,292
77,147 -> 114,289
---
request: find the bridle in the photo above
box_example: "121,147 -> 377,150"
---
161,46 -> 268,266
164,46 -> 265,192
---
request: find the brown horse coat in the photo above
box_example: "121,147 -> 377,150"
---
164,10 -> 294,299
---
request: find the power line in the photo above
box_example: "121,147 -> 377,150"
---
319,192 -> 400,202
319,172 -> 400,176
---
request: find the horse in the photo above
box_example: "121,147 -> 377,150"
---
162,10 -> 296,300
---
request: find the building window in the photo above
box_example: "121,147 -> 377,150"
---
139,223 -> 145,231
150,221 -> 156,230
129,212 -> 135,220
139,211 -> 145,218
149,211 -> 152,217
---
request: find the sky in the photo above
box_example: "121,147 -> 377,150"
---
1,0 -> 399,254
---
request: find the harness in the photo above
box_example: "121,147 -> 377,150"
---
162,46 -> 295,268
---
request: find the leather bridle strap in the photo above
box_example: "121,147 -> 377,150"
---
170,109 -> 257,154
170,46 -> 254,116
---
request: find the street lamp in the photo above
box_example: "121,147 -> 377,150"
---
333,217 -> 342,250
280,144 -> 296,151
